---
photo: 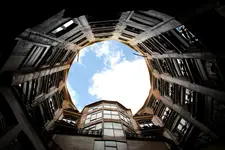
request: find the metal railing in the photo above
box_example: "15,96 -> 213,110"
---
77,128 -> 103,137
125,126 -> 164,140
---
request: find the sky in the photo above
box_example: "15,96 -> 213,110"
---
66,40 -> 151,114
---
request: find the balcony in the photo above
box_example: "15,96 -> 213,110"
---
49,120 -> 103,137
125,126 -> 164,140
77,128 -> 103,137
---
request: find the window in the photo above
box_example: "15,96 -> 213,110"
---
104,122 -> 124,137
118,37 -> 128,42
50,20 -> 78,37
84,123 -> 102,131
177,119 -> 189,134
120,114 -> 131,124
94,141 -> 127,150
161,107 -> 171,123
131,11 -> 162,27
159,59 -> 170,74
176,25 -> 198,45
62,118 -> 76,126
118,107 -> 126,113
103,110 -> 119,120
20,45 -> 48,69
204,59 -> 223,83
152,99 -> 160,111
165,82 -> 173,98
185,89 -> 193,104
104,123 -> 123,130
177,59 -> 188,77
124,25 -> 144,34
121,33 -> 135,39
168,83 -> 173,97
103,104 -> 117,109
173,117 -> 191,141
85,111 -> 102,124
88,105 -> 103,112
139,121 -> 153,129
74,37 -> 87,45
65,31 -> 83,42
83,123 -> 102,135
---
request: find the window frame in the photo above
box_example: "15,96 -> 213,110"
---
103,122 -> 124,137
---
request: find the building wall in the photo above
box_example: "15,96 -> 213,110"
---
127,140 -> 168,150
54,134 -> 168,150
53,135 -> 100,150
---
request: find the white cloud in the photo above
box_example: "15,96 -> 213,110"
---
66,81 -> 78,105
95,41 -> 110,57
77,41 -> 125,68
88,57 -> 150,114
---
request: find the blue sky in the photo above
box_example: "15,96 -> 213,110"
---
67,40 -> 150,114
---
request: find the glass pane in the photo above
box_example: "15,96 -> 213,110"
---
87,125 -> 95,130
85,119 -> 90,124
111,111 -> 118,115
120,115 -> 124,120
94,118 -> 101,123
106,147 -> 117,150
104,114 -> 111,119
104,105 -> 111,108
96,123 -> 102,130
110,104 -> 117,107
180,119 -> 186,125
112,115 -> 119,120
114,129 -> 124,137
97,112 -> 102,118
177,124 -> 182,130
117,142 -> 127,150
104,110 -> 111,114
91,114 -> 97,120
125,118 -> 129,123
94,141 -> 104,150
105,141 -> 116,147
87,114 -> 91,119
93,106 -> 98,110
52,27 -> 63,34
98,105 -> 103,108
63,20 -> 74,28
113,123 -> 122,129
104,129 -> 114,136
111,105 -> 117,109
104,122 -> 113,128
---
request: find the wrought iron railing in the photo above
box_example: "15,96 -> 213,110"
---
125,126 -> 164,140
51,121 -> 103,137
77,128 -> 103,137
